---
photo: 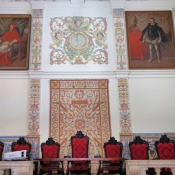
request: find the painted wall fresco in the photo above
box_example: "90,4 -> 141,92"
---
50,16 -> 108,64
118,78 -> 132,159
28,79 -> 40,135
31,9 -> 43,70
118,78 -> 131,133
114,9 -> 127,70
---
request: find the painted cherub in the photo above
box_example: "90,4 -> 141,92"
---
94,31 -> 107,48
50,30 -> 64,47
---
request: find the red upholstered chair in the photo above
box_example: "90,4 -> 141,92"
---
11,137 -> 36,175
40,137 -> 64,175
0,141 -> 4,161
97,137 -> 125,175
155,135 -> 175,175
66,131 -> 91,175
129,136 -> 149,160
129,136 -> 155,175
11,137 -> 31,160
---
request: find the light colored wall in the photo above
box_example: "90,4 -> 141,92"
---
0,79 -> 29,135
0,0 -> 175,145
129,76 -> 175,133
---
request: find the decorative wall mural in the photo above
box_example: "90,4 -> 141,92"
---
50,17 -> 108,64
50,79 -> 111,159
31,9 -> 43,70
113,9 -> 127,70
118,78 -> 131,132
28,79 -> 40,135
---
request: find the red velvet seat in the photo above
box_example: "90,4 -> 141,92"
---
66,131 -> 91,175
129,136 -> 149,160
129,136 -> 155,175
97,137 -> 125,175
0,141 -> 4,161
40,137 -> 64,175
11,137 -> 37,174
11,137 -> 31,160
155,135 -> 175,175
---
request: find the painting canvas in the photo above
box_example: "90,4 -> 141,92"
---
0,14 -> 31,70
125,11 -> 175,69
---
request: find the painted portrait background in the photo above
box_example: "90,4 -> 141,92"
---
0,14 -> 31,70
126,11 -> 175,69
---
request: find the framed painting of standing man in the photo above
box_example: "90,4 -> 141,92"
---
125,11 -> 175,69
0,14 -> 31,70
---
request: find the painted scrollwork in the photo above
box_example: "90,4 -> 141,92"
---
50,16 -> 108,64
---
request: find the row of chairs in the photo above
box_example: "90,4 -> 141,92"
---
130,135 -> 175,175
0,131 -> 125,175
0,133 -> 173,175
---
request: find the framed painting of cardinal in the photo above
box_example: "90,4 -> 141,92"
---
125,11 -> 175,69
0,14 -> 31,70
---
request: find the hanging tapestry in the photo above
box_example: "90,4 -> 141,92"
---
50,79 -> 111,158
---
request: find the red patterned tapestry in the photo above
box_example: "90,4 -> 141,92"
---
50,79 -> 111,158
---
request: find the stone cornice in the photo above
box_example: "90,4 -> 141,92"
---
1,70 -> 175,79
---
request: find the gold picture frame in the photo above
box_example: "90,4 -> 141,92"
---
0,14 -> 31,70
125,11 -> 175,69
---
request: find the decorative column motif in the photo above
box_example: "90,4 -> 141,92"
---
31,9 -> 43,70
28,79 -> 40,135
118,78 -> 132,159
27,79 -> 40,160
113,9 -> 127,70
173,8 -> 175,27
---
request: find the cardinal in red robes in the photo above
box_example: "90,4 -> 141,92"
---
0,23 -> 22,65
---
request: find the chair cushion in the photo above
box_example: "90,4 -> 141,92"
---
68,166 -> 90,171
41,166 -> 64,172
13,144 -> 30,151
98,167 -> 103,173
42,144 -> 59,164
131,143 -> 147,160
157,143 -> 175,159
160,168 -> 171,172
57,167 -> 64,172
108,166 -> 120,171
72,137 -> 88,164
105,144 -> 121,163
0,145 -> 3,158
41,166 -> 52,171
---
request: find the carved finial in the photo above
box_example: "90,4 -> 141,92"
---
46,137 -> 55,145
76,131 -> 84,138
17,137 -> 27,145
159,135 -> 170,143
133,136 -> 144,144
108,137 -> 118,144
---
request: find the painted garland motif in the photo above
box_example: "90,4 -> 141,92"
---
50,16 -> 108,64
118,78 -> 131,132
113,9 -> 127,70
28,79 -> 40,135
31,9 -> 43,70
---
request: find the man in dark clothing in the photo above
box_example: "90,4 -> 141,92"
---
140,18 -> 167,63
